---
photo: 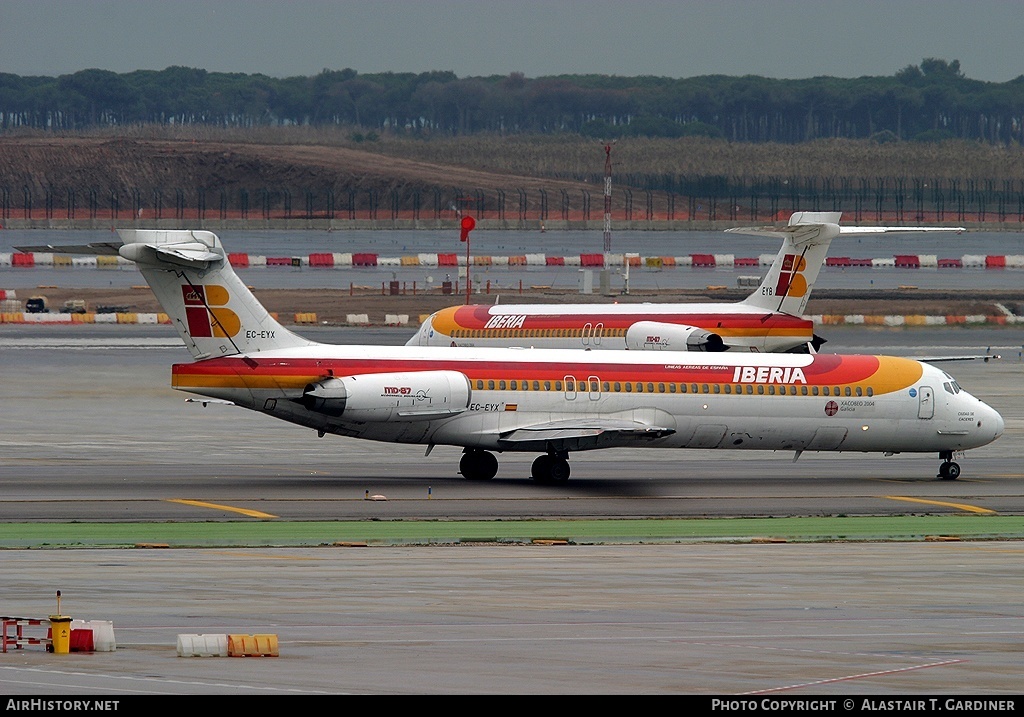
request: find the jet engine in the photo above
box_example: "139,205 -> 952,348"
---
624,321 -> 727,352
299,370 -> 471,421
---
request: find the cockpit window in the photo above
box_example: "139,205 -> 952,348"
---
943,381 -> 954,395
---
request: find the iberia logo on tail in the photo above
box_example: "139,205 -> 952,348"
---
182,285 -> 241,337
775,254 -> 808,298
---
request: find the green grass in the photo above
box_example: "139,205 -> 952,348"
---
1,515 -> 1022,549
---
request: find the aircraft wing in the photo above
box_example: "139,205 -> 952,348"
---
917,354 -> 1001,363
498,418 -> 675,452
185,397 -> 239,407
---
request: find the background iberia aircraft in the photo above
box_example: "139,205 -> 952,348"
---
16,229 -> 1000,483
408,212 -> 965,354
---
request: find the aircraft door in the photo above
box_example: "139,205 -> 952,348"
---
582,322 -> 592,346
917,386 -> 934,419
594,322 -> 604,346
588,375 -> 601,401
564,374 -> 578,400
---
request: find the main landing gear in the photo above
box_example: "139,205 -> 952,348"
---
531,452 -> 570,483
459,449 -> 498,480
458,449 -> 572,482
937,450 -> 961,480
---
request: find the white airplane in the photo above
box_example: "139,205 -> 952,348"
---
408,212 -> 966,353
17,229 -> 1001,483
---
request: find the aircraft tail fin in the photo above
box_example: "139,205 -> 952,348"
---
115,230 -> 317,359
730,212 -> 841,316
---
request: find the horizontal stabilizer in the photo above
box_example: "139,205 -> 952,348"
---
837,225 -> 966,235
13,242 -> 123,255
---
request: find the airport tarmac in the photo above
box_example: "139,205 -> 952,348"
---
1,542 -> 1022,696
0,323 -> 1022,696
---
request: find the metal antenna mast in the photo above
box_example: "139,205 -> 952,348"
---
603,142 -> 614,253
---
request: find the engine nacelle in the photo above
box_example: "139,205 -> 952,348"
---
299,370 -> 471,421
624,321 -> 727,352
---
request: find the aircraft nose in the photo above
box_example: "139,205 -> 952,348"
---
986,403 -> 1005,440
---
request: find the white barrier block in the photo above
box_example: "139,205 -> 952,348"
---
333,253 -> 353,266
378,256 -> 401,266
564,255 -> 581,266
71,619 -> 116,652
491,256 -> 509,265
0,253 -> 10,266
844,315 -> 865,324
136,313 -> 158,324
883,315 -> 905,326
33,252 -> 54,266
385,314 -> 409,326
94,313 -> 118,323
525,253 -> 546,266
177,633 -> 227,658
962,254 -> 986,268
919,254 -> 938,268
249,255 -> 267,267
72,256 -> 97,267
925,315 -> 948,325
872,258 -> 895,268
966,314 -> 987,324
759,253 -> 776,266
713,253 -> 735,267
605,253 -> 624,266
346,313 -> 369,324
418,253 -> 439,266
1005,255 -> 1024,268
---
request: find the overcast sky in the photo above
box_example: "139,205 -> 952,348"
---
0,1 -> 1020,82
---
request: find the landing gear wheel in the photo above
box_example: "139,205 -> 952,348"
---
531,455 -> 554,482
938,461 -> 961,480
459,450 -> 498,480
531,454 -> 571,483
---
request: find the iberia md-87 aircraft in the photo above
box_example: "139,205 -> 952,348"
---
408,212 -> 965,353
19,229 -> 1000,483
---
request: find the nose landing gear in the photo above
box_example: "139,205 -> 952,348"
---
937,451 -> 961,480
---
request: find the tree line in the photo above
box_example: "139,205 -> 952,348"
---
1,59 -> 1022,144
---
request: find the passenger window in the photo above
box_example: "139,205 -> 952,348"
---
701,384 -> 709,393
625,382 -> 632,392
866,387 -> 873,397
636,383 -> 643,393
487,380 -> 495,390
533,381 -> 540,391
812,386 -> 819,396
823,386 -> 830,396
757,385 -> 764,395
844,387 -> 851,396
